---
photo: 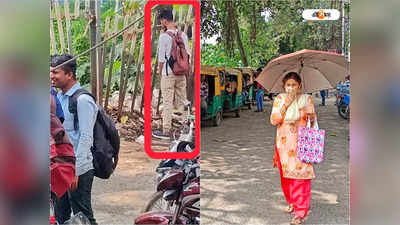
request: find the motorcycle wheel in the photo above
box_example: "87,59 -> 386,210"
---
213,111 -> 222,127
142,191 -> 175,213
338,104 -> 350,120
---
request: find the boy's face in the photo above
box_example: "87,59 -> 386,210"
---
50,67 -> 73,89
160,19 -> 167,29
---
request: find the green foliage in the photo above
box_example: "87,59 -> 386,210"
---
51,0 -> 147,91
201,0 -> 350,68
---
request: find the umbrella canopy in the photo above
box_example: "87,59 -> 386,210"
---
256,49 -> 349,93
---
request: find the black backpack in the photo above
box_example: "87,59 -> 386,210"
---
69,88 -> 120,179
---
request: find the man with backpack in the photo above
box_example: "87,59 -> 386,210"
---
152,9 -> 191,140
50,54 -> 98,225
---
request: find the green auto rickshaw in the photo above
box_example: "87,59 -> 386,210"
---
200,65 -> 225,126
236,67 -> 255,109
222,68 -> 243,118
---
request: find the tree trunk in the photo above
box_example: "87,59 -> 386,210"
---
250,2 -> 257,45
233,10 -> 248,66
226,0 -> 234,56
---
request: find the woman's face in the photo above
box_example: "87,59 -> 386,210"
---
284,78 -> 301,93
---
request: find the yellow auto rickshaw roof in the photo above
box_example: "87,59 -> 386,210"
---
224,67 -> 241,76
200,65 -> 223,76
235,67 -> 255,75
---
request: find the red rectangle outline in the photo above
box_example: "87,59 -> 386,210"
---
144,0 -> 200,159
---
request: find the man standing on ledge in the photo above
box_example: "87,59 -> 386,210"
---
152,9 -> 191,140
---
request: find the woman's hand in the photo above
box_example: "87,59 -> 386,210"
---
307,113 -> 316,127
283,91 -> 296,108
70,176 -> 79,191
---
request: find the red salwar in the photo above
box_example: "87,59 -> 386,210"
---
275,146 -> 311,219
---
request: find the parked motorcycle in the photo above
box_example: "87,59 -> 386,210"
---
335,82 -> 350,106
134,161 -> 200,225
138,101 -> 198,216
337,93 -> 350,120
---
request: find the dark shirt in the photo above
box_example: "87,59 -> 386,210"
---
51,87 -> 64,122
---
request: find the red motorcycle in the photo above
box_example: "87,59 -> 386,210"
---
134,161 -> 200,225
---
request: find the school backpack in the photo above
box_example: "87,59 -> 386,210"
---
69,88 -> 120,179
165,30 -> 190,76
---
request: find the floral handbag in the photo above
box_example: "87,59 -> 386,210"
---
297,118 -> 325,164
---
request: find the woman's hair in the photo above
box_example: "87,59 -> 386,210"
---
282,72 -> 302,86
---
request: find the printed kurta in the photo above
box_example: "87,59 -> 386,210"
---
270,94 -> 316,179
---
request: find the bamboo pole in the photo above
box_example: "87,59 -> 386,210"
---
188,14 -> 196,104
144,49 -> 158,115
119,14 -> 141,115
130,32 -> 145,113
178,5 -> 183,31
148,10 -> 161,115
74,0 -> 80,19
184,5 -> 193,34
122,15 -> 141,96
54,0 -> 66,53
49,4 -> 58,55
64,0 -> 73,55
120,12 -> 140,112
96,0 -> 103,105
117,15 -> 130,121
104,0 -> 121,110
100,17 -> 111,102
89,0 -> 97,96
84,0 -> 89,13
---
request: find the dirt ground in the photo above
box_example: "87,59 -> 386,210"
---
91,141 -> 159,225
200,95 -> 349,225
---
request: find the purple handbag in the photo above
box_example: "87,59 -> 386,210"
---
297,119 -> 325,164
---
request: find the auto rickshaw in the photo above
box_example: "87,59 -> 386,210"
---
235,67 -> 255,109
222,68 -> 242,117
200,65 -> 224,126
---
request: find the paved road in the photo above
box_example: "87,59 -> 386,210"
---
200,96 -> 349,225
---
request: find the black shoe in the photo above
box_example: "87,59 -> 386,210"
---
319,103 -> 326,106
152,130 -> 171,140
254,109 -> 260,112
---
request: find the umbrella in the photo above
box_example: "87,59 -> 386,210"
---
256,49 -> 349,93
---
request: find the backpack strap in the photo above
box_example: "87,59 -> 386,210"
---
68,88 -> 96,130
165,51 -> 169,76
164,31 -> 176,77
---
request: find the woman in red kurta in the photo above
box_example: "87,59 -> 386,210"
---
270,72 -> 316,225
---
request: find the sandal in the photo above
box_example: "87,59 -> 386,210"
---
290,216 -> 304,225
284,204 -> 294,213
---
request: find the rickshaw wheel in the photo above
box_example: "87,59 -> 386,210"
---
213,111 -> 222,126
235,108 -> 240,118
